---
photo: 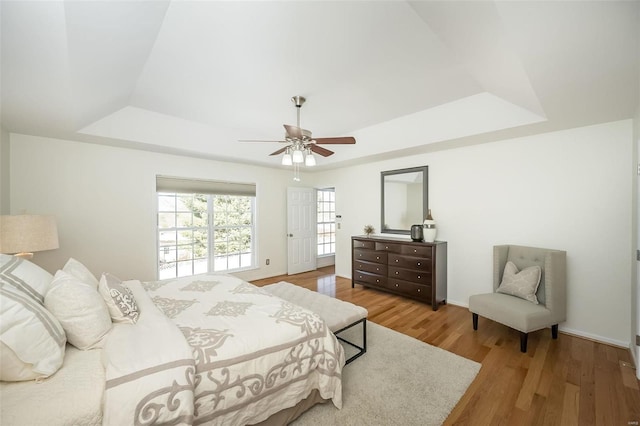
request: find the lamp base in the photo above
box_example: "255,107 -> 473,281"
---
14,252 -> 34,260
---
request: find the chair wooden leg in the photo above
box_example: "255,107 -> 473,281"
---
551,324 -> 558,339
472,313 -> 478,330
520,332 -> 528,353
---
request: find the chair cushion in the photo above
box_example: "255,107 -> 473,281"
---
469,293 -> 552,333
496,261 -> 541,304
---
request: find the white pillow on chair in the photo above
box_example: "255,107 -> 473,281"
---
496,261 -> 541,304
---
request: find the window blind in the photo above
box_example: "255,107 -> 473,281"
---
156,176 -> 256,196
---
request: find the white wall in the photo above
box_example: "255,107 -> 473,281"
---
0,127 -> 9,214
311,120 -> 634,347
9,134 -> 300,282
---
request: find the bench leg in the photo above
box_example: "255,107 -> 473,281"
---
334,318 -> 367,365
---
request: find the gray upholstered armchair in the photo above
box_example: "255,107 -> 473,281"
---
468,245 -> 567,352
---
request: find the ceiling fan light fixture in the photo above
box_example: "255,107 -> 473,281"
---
305,150 -> 316,166
282,148 -> 293,166
292,148 -> 304,164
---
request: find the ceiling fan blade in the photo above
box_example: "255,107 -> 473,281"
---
283,124 -> 313,140
269,147 -> 288,156
309,144 -> 334,157
283,124 -> 302,139
238,139 -> 286,143
313,136 -> 356,144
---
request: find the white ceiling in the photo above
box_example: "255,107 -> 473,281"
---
1,1 -> 638,170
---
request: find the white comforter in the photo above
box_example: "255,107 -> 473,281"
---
102,274 -> 344,425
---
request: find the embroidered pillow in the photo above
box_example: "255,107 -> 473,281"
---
62,258 -> 100,289
45,270 -> 112,350
99,273 -> 139,324
496,261 -> 542,304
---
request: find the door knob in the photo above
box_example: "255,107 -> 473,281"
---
288,233 -> 293,237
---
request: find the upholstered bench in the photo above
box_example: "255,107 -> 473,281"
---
262,281 -> 368,364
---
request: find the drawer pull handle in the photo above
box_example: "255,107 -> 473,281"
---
376,256 -> 380,260
395,284 -> 399,287
417,262 -> 421,266
376,279 -> 379,283
385,246 -> 389,249
359,275 -> 363,279
395,259 -> 399,263
376,268 -> 379,271
395,272 -> 399,275
414,249 -> 417,253
418,288 -> 421,292
418,275 -> 421,279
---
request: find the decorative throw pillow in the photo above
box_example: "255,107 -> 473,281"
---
45,270 -> 112,350
0,254 -> 53,305
99,273 -> 139,324
62,258 -> 100,289
496,261 -> 542,304
0,284 -> 66,381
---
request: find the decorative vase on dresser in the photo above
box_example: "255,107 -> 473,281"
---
351,235 -> 447,310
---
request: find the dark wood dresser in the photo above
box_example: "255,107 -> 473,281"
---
351,235 -> 447,310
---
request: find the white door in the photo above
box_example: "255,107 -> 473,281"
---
287,187 -> 317,275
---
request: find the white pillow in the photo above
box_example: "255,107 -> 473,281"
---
0,254 -> 53,305
45,270 -> 112,350
99,273 -> 139,324
62,258 -> 100,289
496,261 -> 542,304
0,284 -> 66,381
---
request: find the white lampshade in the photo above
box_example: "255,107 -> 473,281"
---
305,152 -> 316,166
292,149 -> 304,164
0,215 -> 59,258
281,152 -> 293,166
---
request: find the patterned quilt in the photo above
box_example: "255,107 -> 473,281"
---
102,274 -> 344,425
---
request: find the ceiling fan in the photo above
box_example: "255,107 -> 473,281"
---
239,96 -> 356,160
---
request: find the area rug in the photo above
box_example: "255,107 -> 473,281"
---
294,322 -> 481,426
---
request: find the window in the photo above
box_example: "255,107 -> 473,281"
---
156,177 -> 256,279
317,188 -> 335,256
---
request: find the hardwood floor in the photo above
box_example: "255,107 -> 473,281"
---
251,266 -> 640,426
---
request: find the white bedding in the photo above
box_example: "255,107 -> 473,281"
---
0,274 -> 344,426
141,274 -> 344,425
0,345 -> 104,426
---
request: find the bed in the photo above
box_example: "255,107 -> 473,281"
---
0,256 -> 344,425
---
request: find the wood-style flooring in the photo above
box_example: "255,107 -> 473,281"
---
251,266 -> 640,426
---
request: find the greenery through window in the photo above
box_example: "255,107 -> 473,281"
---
158,193 -> 254,279
317,188 -> 335,256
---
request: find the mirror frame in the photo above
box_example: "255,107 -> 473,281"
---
380,166 -> 429,235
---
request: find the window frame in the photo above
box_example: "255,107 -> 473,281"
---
316,187 -> 336,257
156,191 -> 256,280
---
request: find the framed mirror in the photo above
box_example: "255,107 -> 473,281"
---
381,166 -> 428,235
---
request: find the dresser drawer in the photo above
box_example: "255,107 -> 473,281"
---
375,242 -> 402,253
388,254 -> 431,271
353,239 -> 375,250
387,278 -> 431,302
353,248 -> 387,264
353,271 -> 386,287
354,260 -> 388,275
388,266 -> 430,284
401,245 -> 433,257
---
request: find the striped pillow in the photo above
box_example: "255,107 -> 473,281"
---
0,255 -> 66,381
